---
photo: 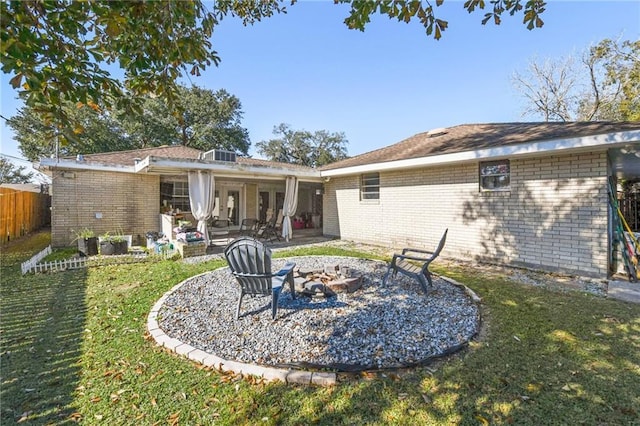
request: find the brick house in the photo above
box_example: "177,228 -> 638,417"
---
39,121 -> 640,278
319,122 -> 640,278
38,146 -> 323,247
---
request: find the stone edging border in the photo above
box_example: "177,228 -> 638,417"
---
146,269 -> 337,386
146,266 -> 481,387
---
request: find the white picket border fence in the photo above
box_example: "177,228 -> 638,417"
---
21,245 -> 52,275
21,247 -> 177,275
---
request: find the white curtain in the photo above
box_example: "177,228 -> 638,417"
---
281,176 -> 299,242
188,171 -> 216,246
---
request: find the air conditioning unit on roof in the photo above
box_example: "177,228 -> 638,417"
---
200,149 -> 237,162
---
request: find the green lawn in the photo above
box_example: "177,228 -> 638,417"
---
1,231 -> 638,425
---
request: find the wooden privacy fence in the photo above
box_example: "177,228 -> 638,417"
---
0,187 -> 50,245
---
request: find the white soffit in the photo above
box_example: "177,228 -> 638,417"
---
38,156 -> 322,181
320,130 -> 640,177
137,157 -> 323,181
38,158 -> 135,173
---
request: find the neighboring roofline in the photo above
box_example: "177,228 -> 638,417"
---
38,155 -> 323,182
319,130 -> 640,178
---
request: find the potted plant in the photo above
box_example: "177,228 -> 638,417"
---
99,231 -> 129,255
73,228 -> 98,257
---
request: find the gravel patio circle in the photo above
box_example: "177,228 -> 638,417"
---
155,256 -> 481,372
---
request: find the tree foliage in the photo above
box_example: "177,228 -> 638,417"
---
580,39 -> 640,121
8,100 -> 130,162
513,38 -> 640,121
338,0 -> 545,39
1,1 -> 284,125
256,123 -> 349,167
2,0 -> 546,136
118,86 -> 250,154
8,86 -> 251,161
0,157 -> 34,184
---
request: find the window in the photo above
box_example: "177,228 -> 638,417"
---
480,160 -> 510,191
172,181 -> 191,211
360,173 -> 380,200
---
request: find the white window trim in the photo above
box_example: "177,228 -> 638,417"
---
479,159 -> 511,192
360,172 -> 380,201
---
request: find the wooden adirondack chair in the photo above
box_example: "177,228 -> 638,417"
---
224,237 -> 296,319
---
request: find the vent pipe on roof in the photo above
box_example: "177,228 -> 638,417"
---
427,127 -> 447,137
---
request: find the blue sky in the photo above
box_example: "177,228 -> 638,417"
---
1,0 -> 639,168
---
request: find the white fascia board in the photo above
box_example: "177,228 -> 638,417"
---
38,158 -> 135,173
320,130 -> 640,178
142,157 -> 323,181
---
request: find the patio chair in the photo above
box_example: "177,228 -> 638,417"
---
208,218 -> 231,245
239,218 -> 258,237
255,213 -> 282,242
382,229 -> 448,294
224,237 -> 296,320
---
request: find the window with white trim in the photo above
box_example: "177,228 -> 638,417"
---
480,160 -> 510,191
172,181 -> 191,211
360,173 -> 380,200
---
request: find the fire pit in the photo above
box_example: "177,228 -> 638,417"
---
294,263 -> 363,297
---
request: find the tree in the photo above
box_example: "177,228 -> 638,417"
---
0,157 -> 34,184
579,39 -> 640,121
1,1 -> 284,124
2,0 -> 546,133
8,85 -> 251,161
119,86 -> 250,154
338,0 -> 545,38
512,38 -> 640,121
256,123 -> 349,167
512,56 -> 578,121
8,100 -> 131,162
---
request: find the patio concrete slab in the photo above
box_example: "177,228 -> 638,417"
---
608,280 -> 640,304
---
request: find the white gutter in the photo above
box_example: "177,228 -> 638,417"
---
320,130 -> 640,177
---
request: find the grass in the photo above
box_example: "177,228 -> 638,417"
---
1,231 -> 639,425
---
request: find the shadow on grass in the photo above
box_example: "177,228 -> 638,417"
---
2,233 -> 637,424
1,232 -> 87,424
426,266 -> 640,425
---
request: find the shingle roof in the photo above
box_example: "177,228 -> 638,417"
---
71,145 -> 315,172
74,145 -> 203,165
320,122 -> 640,171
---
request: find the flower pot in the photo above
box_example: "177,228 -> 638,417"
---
78,237 -> 98,257
100,240 -> 128,255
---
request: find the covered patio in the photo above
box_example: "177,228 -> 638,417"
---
204,227 -> 330,255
